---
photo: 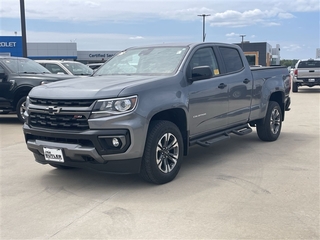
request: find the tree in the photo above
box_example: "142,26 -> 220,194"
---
280,59 -> 299,68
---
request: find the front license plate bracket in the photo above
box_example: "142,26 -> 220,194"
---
43,147 -> 64,162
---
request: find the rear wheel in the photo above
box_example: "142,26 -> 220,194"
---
256,101 -> 282,141
140,120 -> 183,184
292,82 -> 298,92
16,96 -> 27,123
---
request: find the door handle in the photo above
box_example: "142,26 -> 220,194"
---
218,83 -> 227,89
243,79 -> 250,84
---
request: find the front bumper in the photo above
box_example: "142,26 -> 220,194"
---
23,124 -> 143,174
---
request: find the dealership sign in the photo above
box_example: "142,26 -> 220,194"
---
0,42 -> 17,47
0,36 -> 23,56
89,53 -> 115,58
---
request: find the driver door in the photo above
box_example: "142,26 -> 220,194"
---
187,47 -> 229,137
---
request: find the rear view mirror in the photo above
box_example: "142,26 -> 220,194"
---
191,66 -> 213,81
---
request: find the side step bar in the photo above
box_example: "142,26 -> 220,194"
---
191,124 -> 252,147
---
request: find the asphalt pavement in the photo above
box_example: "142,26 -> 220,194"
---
0,86 -> 319,239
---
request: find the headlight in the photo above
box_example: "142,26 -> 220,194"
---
40,81 -> 49,85
24,96 -> 30,119
90,95 -> 138,118
25,96 -> 30,108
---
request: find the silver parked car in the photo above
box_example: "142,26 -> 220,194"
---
36,60 -> 93,76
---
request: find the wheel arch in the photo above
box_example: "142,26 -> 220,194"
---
269,91 -> 285,121
13,86 -> 32,108
149,108 -> 188,156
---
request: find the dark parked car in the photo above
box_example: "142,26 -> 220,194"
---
0,56 -> 76,122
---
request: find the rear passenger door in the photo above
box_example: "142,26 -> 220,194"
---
218,46 -> 253,127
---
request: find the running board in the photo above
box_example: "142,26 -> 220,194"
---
192,124 -> 252,147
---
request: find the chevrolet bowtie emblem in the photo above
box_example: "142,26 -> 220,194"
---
47,106 -> 62,115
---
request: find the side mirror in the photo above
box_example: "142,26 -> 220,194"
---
191,66 -> 213,81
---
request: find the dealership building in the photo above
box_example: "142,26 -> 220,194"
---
1,35 -> 283,66
235,41 -> 281,66
0,36 -> 118,63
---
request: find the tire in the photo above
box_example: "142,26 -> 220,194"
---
292,82 -> 298,92
16,96 -> 27,123
256,101 -> 282,141
140,120 -> 183,184
49,163 -> 74,169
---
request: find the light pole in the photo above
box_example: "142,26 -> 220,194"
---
240,34 -> 246,50
198,14 -> 210,42
20,0 -> 27,57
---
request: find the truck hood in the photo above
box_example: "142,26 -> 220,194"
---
29,75 -> 166,99
13,73 -> 78,81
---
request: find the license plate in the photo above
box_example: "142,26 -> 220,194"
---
308,78 -> 315,82
43,147 -> 64,162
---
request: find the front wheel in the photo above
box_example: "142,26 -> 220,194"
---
140,120 -> 183,184
256,101 -> 282,141
16,96 -> 27,123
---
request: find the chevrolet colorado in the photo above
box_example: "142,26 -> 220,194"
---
23,42 -> 291,184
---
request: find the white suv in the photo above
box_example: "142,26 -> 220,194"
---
36,60 -> 93,76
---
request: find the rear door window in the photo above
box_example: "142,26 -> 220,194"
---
44,63 -> 67,74
219,47 -> 244,73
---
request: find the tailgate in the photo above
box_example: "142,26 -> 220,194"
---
297,68 -> 320,78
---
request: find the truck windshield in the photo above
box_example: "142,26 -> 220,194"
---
61,62 -> 93,75
2,58 -> 51,74
94,46 -> 189,76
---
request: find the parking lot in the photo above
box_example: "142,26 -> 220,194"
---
0,87 -> 319,239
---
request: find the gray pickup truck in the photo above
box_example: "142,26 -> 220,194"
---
23,42 -> 291,184
292,58 -> 320,92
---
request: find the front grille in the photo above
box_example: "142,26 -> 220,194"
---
29,113 -> 89,131
29,98 -> 95,107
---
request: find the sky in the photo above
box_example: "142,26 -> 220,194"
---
0,0 -> 319,60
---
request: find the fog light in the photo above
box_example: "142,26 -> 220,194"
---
112,138 -> 120,147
